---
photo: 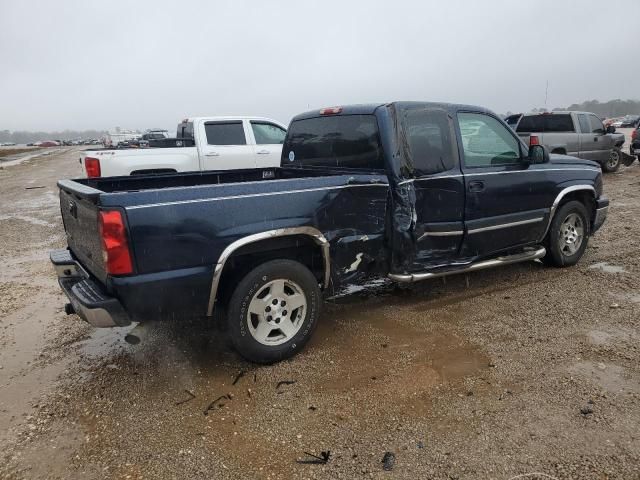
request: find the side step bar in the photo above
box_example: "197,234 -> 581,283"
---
388,247 -> 546,283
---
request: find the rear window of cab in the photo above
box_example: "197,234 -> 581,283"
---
283,115 -> 385,170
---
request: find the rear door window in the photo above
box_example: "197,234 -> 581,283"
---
283,115 -> 384,169
402,108 -> 456,175
204,122 -> 246,145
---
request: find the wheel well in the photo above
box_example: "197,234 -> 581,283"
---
557,190 -> 595,222
215,235 -> 326,307
551,147 -> 567,155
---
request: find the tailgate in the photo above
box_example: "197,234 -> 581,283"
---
59,184 -> 107,283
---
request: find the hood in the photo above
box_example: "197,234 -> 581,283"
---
549,153 -> 599,168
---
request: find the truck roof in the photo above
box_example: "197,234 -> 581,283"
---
520,111 -> 600,116
181,116 -> 286,125
291,101 -> 494,121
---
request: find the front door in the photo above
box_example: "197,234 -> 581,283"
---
456,112 -> 551,258
199,121 -> 256,171
577,113 -> 611,163
248,121 -> 287,168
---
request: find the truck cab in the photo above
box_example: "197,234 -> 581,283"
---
82,116 -> 287,177
505,111 -> 626,172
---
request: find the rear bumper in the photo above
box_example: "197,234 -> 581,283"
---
592,197 -> 609,234
50,249 -> 131,327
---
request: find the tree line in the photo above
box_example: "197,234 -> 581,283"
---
0,129 -> 107,144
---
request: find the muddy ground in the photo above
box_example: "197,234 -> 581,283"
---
1,142 -> 639,480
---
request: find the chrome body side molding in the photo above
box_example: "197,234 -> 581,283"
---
467,217 -> 544,234
539,185 -> 596,240
388,247 -> 546,283
206,227 -> 330,316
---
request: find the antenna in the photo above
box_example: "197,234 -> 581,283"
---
545,80 -> 549,108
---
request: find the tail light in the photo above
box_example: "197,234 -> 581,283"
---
320,106 -> 343,115
99,210 -> 133,275
529,135 -> 540,146
85,157 -> 101,178
632,129 -> 638,141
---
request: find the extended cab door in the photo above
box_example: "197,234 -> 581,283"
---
247,120 -> 287,168
198,120 -> 256,171
456,112 -> 552,258
577,113 -> 610,163
400,107 -> 465,271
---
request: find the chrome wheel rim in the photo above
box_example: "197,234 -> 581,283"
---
558,213 -> 584,256
607,150 -> 620,169
247,279 -> 306,346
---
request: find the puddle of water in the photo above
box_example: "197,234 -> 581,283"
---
588,262 -> 627,274
0,214 -> 56,227
609,291 -> 640,304
309,300 -> 489,397
568,361 -> 640,394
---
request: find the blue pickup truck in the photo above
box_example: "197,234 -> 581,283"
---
51,102 -> 609,363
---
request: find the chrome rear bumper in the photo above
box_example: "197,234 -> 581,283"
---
50,249 -> 131,328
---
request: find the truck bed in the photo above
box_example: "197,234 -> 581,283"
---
58,166 -> 388,284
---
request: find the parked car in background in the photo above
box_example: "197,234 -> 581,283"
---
141,129 -> 170,141
505,111 -> 627,172
620,115 -> 640,128
80,116 -> 287,177
53,101 -> 608,363
102,130 -> 140,148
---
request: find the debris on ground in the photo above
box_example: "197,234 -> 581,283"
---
175,389 -> 196,406
296,451 -> 331,465
204,394 -> 231,415
232,370 -> 246,386
382,451 -> 396,471
276,380 -> 296,391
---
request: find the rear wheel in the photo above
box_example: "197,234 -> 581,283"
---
544,201 -> 590,267
602,149 -> 621,173
227,259 -> 321,364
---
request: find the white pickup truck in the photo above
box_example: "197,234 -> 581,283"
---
81,116 -> 287,177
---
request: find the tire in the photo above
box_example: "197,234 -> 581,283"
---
544,200 -> 590,267
226,259 -> 321,364
602,149 -> 621,173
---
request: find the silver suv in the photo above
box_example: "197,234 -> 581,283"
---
505,111 -> 626,172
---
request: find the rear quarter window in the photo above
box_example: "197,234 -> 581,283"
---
283,115 -> 384,170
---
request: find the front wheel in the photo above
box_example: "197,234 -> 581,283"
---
602,149 -> 621,173
227,259 -> 321,364
544,200 -> 590,267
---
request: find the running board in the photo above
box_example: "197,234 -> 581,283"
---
388,247 -> 546,283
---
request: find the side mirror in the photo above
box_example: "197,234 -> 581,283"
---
529,144 -> 550,164
606,125 -> 616,134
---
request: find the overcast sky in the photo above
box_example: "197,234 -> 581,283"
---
1,0 -> 638,132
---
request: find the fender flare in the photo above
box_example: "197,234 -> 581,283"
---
539,185 -> 595,241
206,227 -> 330,316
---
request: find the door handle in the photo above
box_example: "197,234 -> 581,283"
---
594,137 -> 598,142
468,180 -> 485,192
256,150 -> 270,154
205,152 -> 219,157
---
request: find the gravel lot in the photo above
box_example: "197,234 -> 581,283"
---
1,141 -> 639,479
